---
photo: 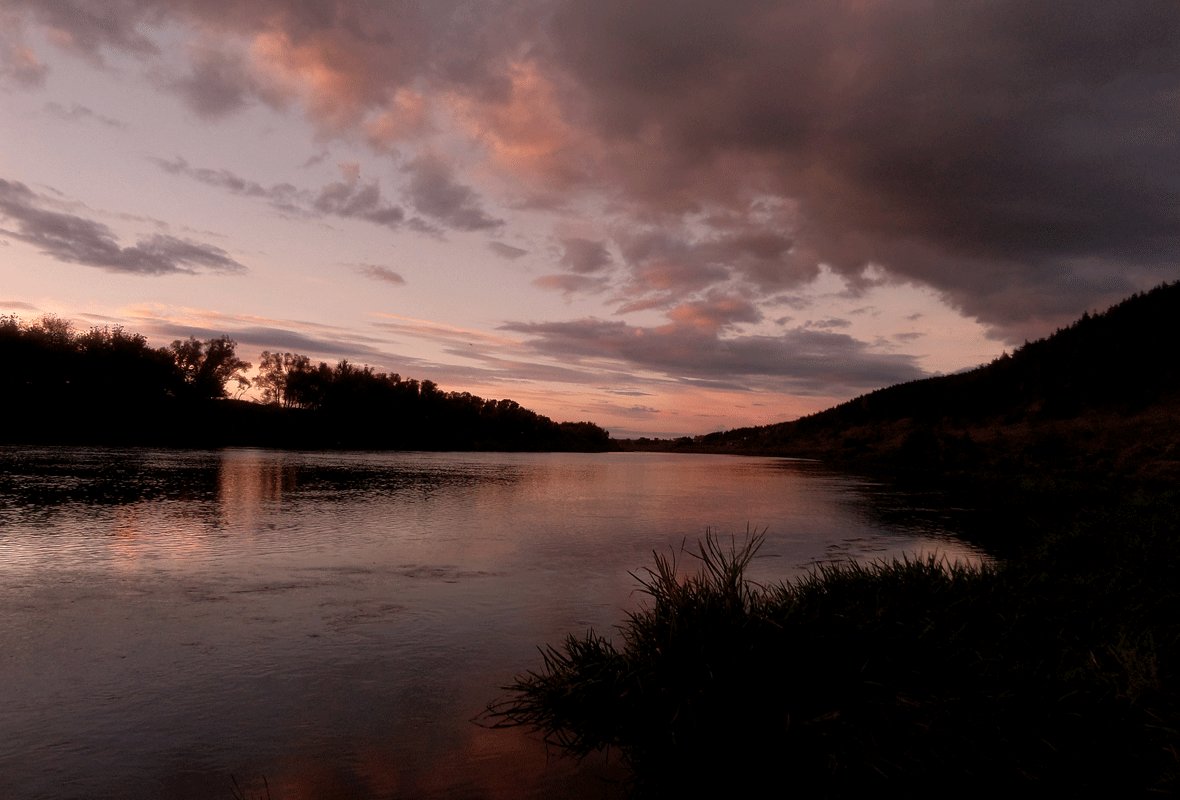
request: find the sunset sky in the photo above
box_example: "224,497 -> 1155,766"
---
2,1 -> 1177,437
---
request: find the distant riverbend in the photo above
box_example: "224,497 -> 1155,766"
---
0,447 -> 982,799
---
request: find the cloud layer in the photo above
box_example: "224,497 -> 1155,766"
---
0,178 -> 244,275
502,310 -> 924,398
15,0 -> 1166,332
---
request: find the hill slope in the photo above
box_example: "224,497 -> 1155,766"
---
699,282 -> 1180,482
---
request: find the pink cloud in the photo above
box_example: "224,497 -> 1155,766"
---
7,0 -> 1179,344
664,295 -> 762,334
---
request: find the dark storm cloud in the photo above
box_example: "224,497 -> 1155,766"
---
0,178 -> 244,275
541,1 -> 1180,337
404,155 -> 503,231
501,316 -> 924,395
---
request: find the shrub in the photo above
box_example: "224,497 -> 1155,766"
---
487,531 -> 1171,797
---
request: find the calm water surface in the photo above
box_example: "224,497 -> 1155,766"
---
0,447 -> 982,799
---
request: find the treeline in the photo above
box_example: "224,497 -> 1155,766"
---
0,316 -> 610,451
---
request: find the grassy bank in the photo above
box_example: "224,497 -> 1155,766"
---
487,512 -> 1179,797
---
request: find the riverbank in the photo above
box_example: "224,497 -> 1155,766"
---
490,287 -> 1180,794
489,485 -> 1180,796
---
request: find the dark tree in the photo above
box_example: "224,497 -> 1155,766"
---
1,316 -> 611,451
168,336 -> 252,399
257,351 -> 313,407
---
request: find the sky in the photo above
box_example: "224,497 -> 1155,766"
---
2,2 -> 1178,438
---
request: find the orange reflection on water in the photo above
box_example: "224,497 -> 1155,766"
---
233,723 -> 627,800
107,501 -> 211,570
216,450 -> 297,532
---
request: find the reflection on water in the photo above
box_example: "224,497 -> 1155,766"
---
0,447 -> 983,799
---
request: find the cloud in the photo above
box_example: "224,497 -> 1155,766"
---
153,323 -> 388,360
154,157 -> 405,229
501,315 -> 924,396
44,102 -> 126,128
125,307 -> 406,363
559,237 -> 612,273
540,1 -> 1180,337
807,318 -> 852,331
9,1 -> 1180,341
606,225 -> 808,313
313,171 -> 405,229
1,299 -> 39,312
153,156 -> 302,207
448,58 -> 595,190
488,241 -> 528,259
532,274 -> 610,296
364,88 -> 432,149
664,295 -> 762,334
301,149 -> 331,169
0,178 -> 244,276
355,264 -> 406,286
615,230 -> 731,300
403,154 -> 502,231
166,46 -> 267,118
371,313 -> 519,350
4,0 -> 158,65
0,17 -> 47,86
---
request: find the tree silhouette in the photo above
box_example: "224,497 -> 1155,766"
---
168,336 -> 252,399
257,350 -> 313,407
1,316 -> 610,451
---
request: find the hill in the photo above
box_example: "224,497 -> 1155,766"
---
696,282 -> 1180,484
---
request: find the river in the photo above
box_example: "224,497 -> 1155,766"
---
0,447 -> 982,799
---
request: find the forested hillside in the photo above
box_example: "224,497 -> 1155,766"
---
698,282 -> 1180,482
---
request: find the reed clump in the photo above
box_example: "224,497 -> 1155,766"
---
487,527 -> 1177,797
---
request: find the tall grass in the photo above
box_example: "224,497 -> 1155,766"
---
486,528 -> 1175,797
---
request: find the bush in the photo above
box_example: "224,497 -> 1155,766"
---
486,531 -> 1173,797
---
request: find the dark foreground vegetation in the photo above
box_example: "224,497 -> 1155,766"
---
489,518 -> 1178,797
0,316 -> 609,451
489,284 -> 1180,796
